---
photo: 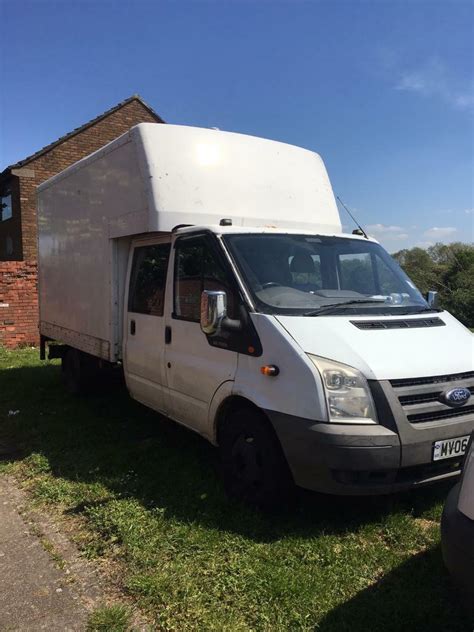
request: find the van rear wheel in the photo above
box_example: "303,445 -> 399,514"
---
219,407 -> 294,510
62,348 -> 95,395
62,348 -> 83,394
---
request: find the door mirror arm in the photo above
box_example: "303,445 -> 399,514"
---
221,317 -> 242,332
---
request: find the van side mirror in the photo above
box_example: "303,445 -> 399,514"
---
426,290 -> 439,308
201,290 -> 227,335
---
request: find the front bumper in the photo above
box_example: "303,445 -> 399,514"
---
266,408 -> 473,495
266,373 -> 474,495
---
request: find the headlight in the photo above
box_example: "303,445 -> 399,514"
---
308,355 -> 378,424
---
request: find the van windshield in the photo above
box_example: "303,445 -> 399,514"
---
223,234 -> 432,316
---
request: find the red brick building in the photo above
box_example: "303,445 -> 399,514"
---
0,95 -> 164,348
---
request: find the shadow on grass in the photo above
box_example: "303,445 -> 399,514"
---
0,362 -> 455,542
318,546 -> 473,632
2,360 -> 472,630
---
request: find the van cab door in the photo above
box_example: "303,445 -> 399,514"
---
164,233 -> 239,436
124,236 -> 171,413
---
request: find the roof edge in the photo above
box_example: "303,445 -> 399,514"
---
1,95 -> 165,176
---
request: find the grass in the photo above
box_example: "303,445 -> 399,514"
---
86,604 -> 132,632
40,536 -> 67,569
0,347 -> 471,631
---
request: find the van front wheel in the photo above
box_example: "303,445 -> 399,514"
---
219,407 -> 294,510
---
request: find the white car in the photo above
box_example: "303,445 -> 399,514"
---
441,432 -> 474,611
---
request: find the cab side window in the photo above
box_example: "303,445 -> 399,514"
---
128,243 -> 171,316
174,236 -> 237,321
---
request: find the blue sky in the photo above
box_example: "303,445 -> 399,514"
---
1,0 -> 473,251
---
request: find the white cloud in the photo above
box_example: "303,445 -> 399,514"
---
394,57 -> 474,111
433,208 -> 474,216
397,73 -> 429,93
423,226 -> 457,239
366,224 -> 410,242
454,95 -> 474,109
346,197 -> 471,249
366,224 -> 404,234
364,224 -> 414,250
415,241 -> 435,249
361,221 -> 465,251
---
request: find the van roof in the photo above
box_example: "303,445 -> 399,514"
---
39,123 -> 342,235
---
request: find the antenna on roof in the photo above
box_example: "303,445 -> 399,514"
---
336,196 -> 369,239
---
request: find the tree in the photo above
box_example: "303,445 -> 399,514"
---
392,242 -> 474,328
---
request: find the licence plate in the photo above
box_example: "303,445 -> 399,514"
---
433,435 -> 470,461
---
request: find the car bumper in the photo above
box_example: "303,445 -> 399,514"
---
266,410 -> 467,495
441,483 -> 474,610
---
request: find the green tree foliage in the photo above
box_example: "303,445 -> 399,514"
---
392,242 -> 474,328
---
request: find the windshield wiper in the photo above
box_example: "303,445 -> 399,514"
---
303,299 -> 387,317
394,307 -> 441,315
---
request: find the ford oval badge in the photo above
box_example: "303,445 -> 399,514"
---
443,387 -> 471,407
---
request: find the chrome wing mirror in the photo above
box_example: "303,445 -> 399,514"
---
200,290 -> 227,335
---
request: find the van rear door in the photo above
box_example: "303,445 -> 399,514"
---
124,236 -> 171,413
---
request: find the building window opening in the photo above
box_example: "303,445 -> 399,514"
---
0,192 -> 12,222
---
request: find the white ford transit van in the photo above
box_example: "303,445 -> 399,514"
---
37,124 -> 474,506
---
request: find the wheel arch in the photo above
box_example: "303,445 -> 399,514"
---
214,395 -> 258,443
209,384 -> 287,455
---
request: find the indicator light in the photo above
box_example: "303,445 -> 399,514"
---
260,365 -> 280,377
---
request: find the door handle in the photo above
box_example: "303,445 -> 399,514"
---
165,326 -> 172,344
130,320 -> 136,335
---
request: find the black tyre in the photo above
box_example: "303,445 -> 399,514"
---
219,406 -> 294,510
62,348 -> 91,395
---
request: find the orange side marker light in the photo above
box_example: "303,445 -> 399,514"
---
260,365 -> 280,377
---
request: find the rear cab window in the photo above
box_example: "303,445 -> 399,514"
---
128,243 -> 171,316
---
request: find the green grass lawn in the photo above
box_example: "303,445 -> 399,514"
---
0,347 -> 471,631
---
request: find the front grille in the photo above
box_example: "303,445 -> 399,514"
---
399,392 -> 442,406
399,386 -> 474,407
391,371 -> 474,389
351,317 -> 445,330
407,405 -> 474,424
390,371 -> 474,425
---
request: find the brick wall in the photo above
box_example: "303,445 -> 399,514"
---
0,98 -> 163,347
0,261 -> 38,347
20,99 -> 160,261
